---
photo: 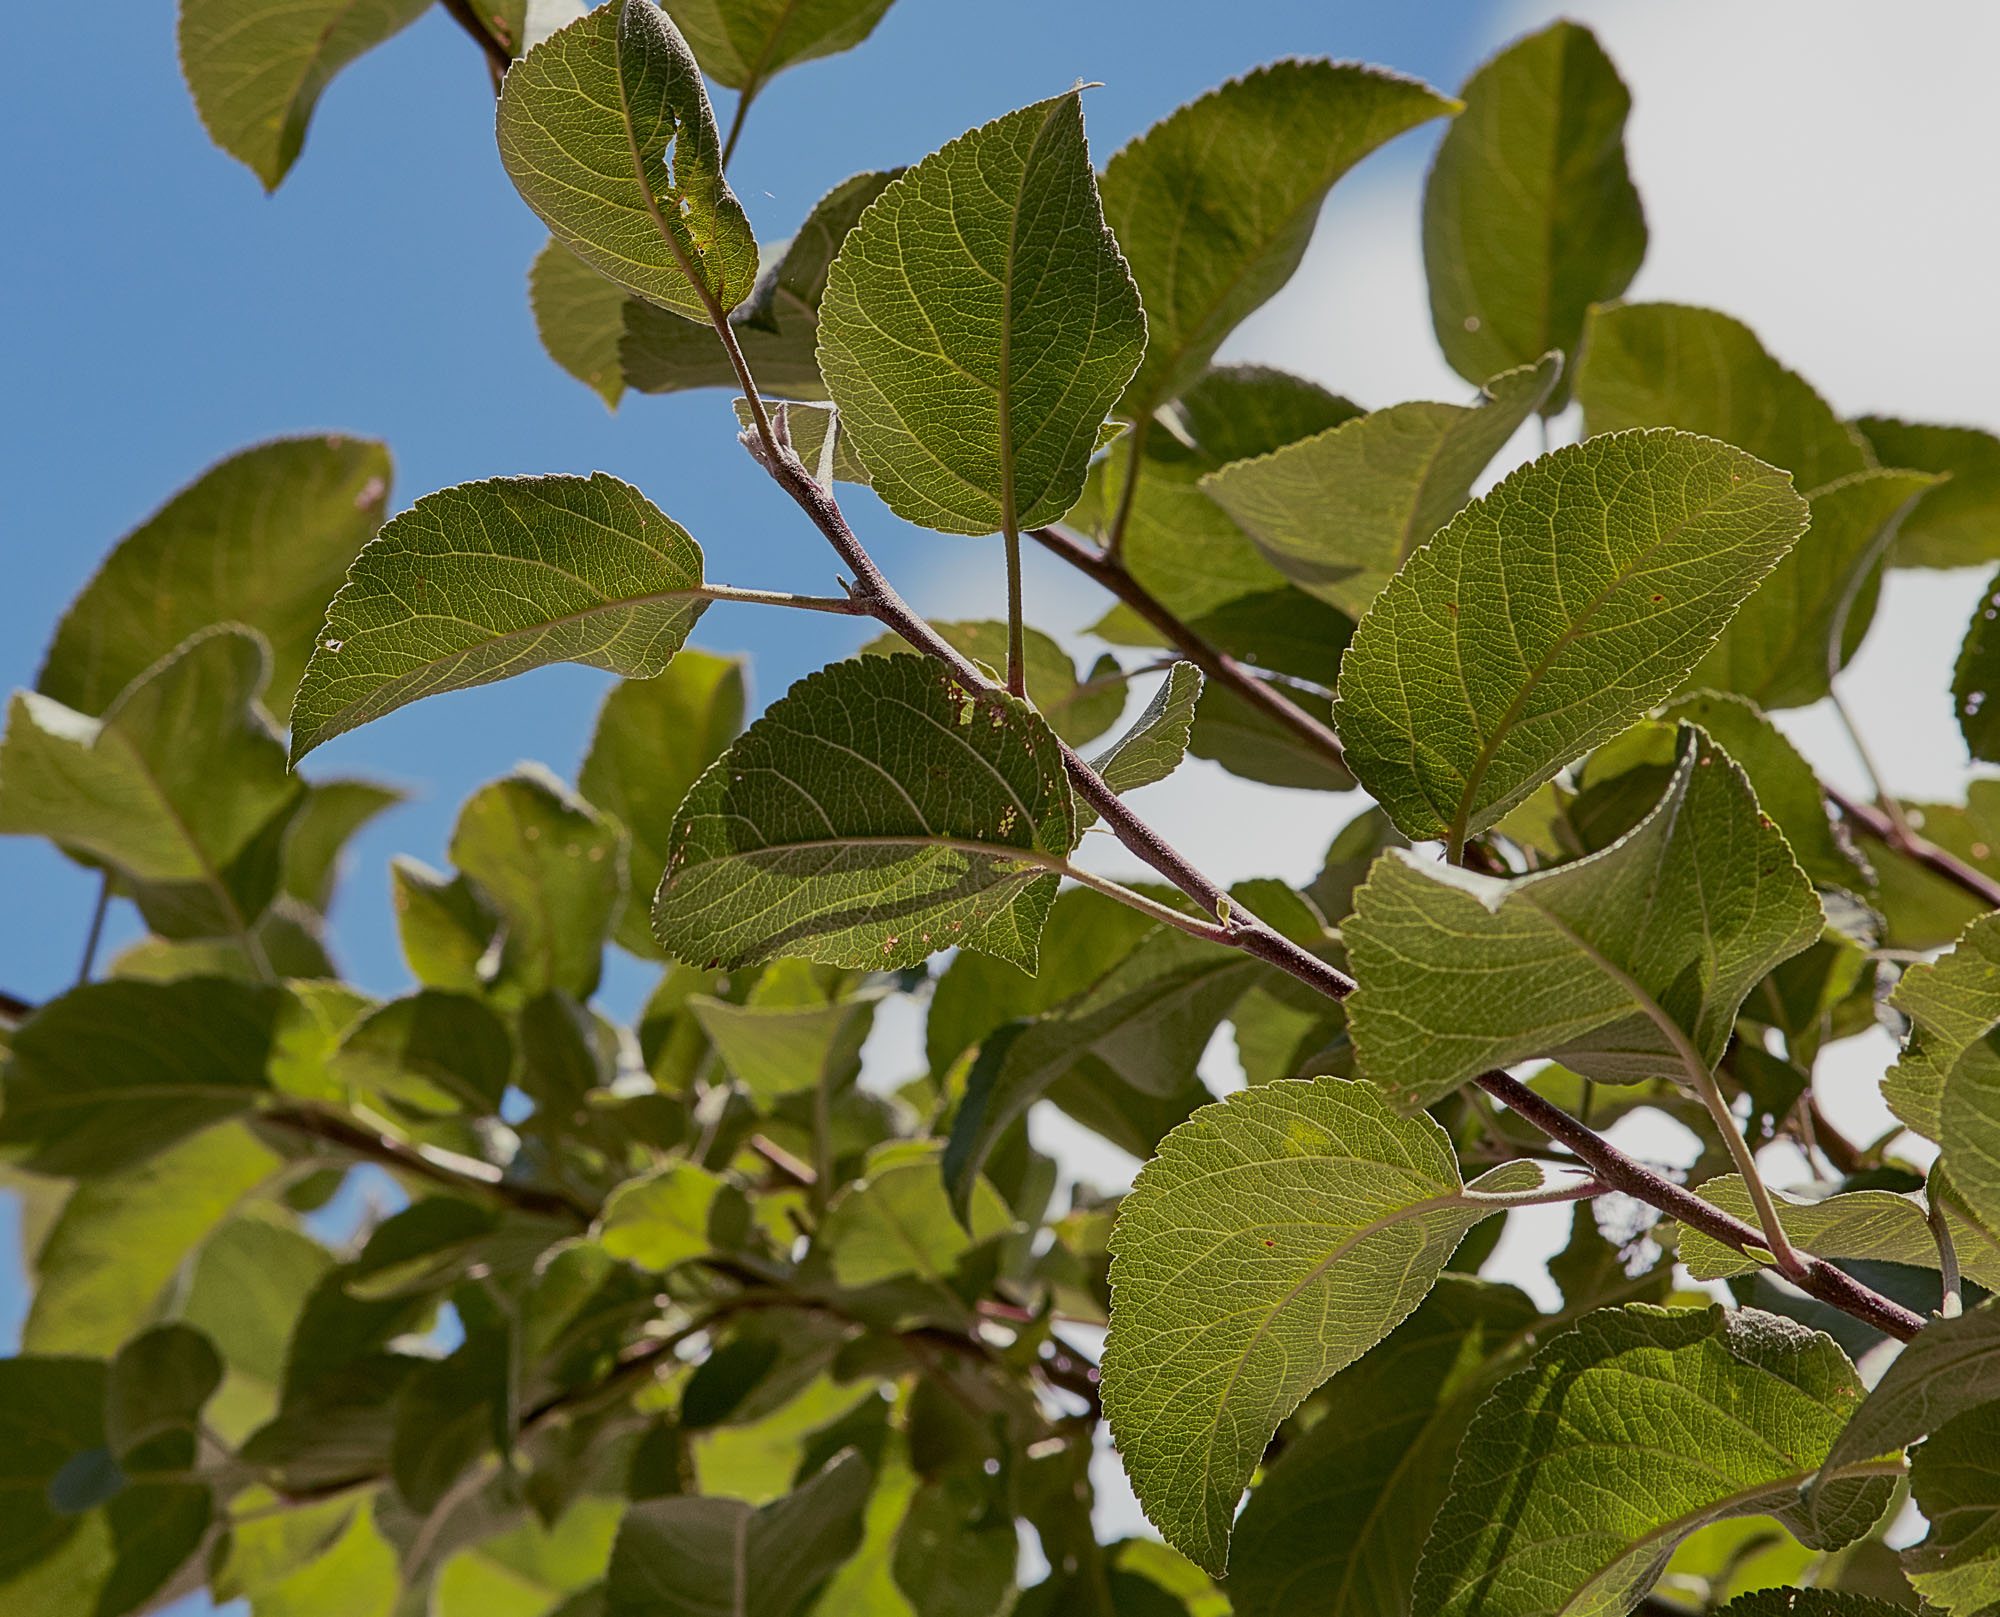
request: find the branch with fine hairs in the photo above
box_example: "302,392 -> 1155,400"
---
1475,1071 -> 1925,1342
1828,783 -> 2000,909
1027,523 -> 1351,772
438,0 -> 513,87
258,1104 -> 595,1226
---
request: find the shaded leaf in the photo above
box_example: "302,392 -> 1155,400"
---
178,0 -> 430,189
1346,726 -> 1823,1108
689,991 -> 874,1103
652,654 -> 1077,972
1955,572 -> 2000,764
280,779 -> 404,914
1855,417 -> 2000,570
1903,1402 -> 2000,1615
0,978 -> 284,1176
818,92 -> 1144,535
1576,302 -> 1868,495
819,1143 -> 1013,1289
599,1164 -> 725,1271
498,0 -> 759,321
1423,22 -> 1644,408
0,1358 -> 108,1584
1332,429 -> 1809,845
1091,663 -> 1203,797
1688,469 -> 1938,710
290,474 -> 707,759
1204,356 -> 1559,618
531,239 -> 633,410
580,649 -> 746,959
862,621 -> 1125,747
1103,61 -> 1454,419
107,1324 -> 222,1466
1412,1305 -> 1883,1617
38,436 -> 391,721
1944,1033 -> 2000,1238
1188,674 -> 1354,792
1100,1076 -> 1523,1573
331,990 -> 515,1119
624,169 -> 898,398
605,1449 -> 870,1617
391,856 -> 503,994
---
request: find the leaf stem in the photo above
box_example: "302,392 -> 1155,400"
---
699,582 -> 869,615
1004,527 -> 1028,698
1457,1172 -> 1605,1209
1928,1189 -> 1965,1319
76,872 -> 111,986
1829,685 -> 1918,845
1026,524 -> 1350,771
437,0 -> 513,85
1686,1061 -> 1808,1280
1103,416 -> 1149,562
1474,1070 -> 1925,1341
720,86 -> 757,172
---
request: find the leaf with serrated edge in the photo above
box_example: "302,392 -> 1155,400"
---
1103,61 -> 1454,419
1204,356 -> 1559,619
1856,417 -> 2000,570
1346,725 -> 1823,1108
652,654 -> 1076,972
498,0 -> 758,322
1903,1402 -> 2000,1615
1413,1305 -> 1882,1617
1101,1075 -> 1541,1574
291,473 -> 706,760
1576,303 -> 1869,496
1885,912 -> 2000,1142
38,436 -> 390,722
1333,428 -> 1809,845
178,0 -> 430,189
818,92 -> 1144,536
1423,23 -> 1644,408
1944,1033 -> 2000,1237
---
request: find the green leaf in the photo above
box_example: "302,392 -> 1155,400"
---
1575,303 -> 1869,495
531,239 -> 633,410
1660,691 -> 1869,889
1100,1075 -> 1526,1574
1332,429 -> 1809,845
818,1143 -> 1014,1289
1102,61 -> 1455,419
818,91 -> 1145,535
391,1293 -> 512,1512
605,1449 -> 871,1617
280,779 -> 404,914
944,923 -> 1265,1218
392,857 -> 503,994
1679,1176 -> 2000,1291
624,169 -> 898,398
1345,725 -> 1823,1108
1188,674 -> 1355,793
0,978 -> 284,1176
580,650 -> 746,959
497,0 -> 759,322
662,0 -> 894,94
1423,22 -> 1644,407
451,768 -> 625,1003
37,436 -> 391,721
1687,469 -> 1939,710
1813,1302 -> 2000,1525
107,1324 -> 222,1467
290,473 -> 707,760
599,1163 -> 725,1271
1412,1305 -> 1882,1617
331,990 -> 515,1118
1944,1033 -> 2000,1238
1903,1401 -> 2000,1615
862,622 -> 1125,748
1955,572 -> 2000,764
1203,356 -> 1559,618
1885,912 -> 2000,1142
1,627 -> 302,941
177,0 -> 430,189
1091,663 -> 1203,797
0,1357 -> 107,1584
433,1498 -> 622,1617
23,1123 -> 282,1356
1855,418 -> 2000,569
1713,1595 -> 1909,1617
892,1471 -> 1017,1617
651,654 -> 1078,972
1227,1276 -> 1540,1617
690,991 -> 874,1104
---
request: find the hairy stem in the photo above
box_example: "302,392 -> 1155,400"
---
700,581 -> 870,615
1687,1062 -> 1808,1279
1475,1071 -> 1925,1341
1929,1190 -> 1965,1319
1028,524 -> 1350,771
1004,527 -> 1028,697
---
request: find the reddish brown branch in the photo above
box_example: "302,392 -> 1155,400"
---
1830,785 -> 2000,910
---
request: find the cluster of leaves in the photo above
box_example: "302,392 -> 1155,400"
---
7,3 -> 2000,1616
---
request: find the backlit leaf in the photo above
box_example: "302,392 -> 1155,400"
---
1204,356 -> 1559,618
1884,911 -> 2000,1142
664,0 -> 894,92
1423,22 -> 1644,408
1855,417 -> 2000,570
1345,725 -> 1823,1108
1101,1076 -> 1520,1573
1189,675 -> 1354,792
1943,1033 -> 2000,1237
818,92 -> 1145,535
178,0 -> 430,189
651,654 -> 1077,972
1102,61 -> 1454,419
497,0 -> 759,321
291,474 -> 707,760
818,1143 -> 1013,1289
689,990 -> 875,1104
531,239 -> 633,410
37,436 -> 390,721
1332,429 -> 1808,845
862,621 -> 1125,748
